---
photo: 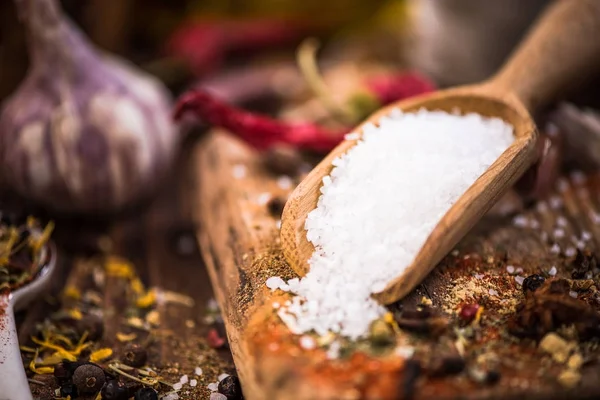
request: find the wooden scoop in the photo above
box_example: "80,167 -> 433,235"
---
281,0 -> 600,305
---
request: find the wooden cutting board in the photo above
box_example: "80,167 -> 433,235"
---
192,130 -> 600,400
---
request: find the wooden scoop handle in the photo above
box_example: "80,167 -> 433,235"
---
492,0 -> 600,111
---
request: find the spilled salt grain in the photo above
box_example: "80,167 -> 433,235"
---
207,382 -> 219,391
257,192 -> 271,206
190,379 -> 197,387
506,265 -> 515,274
179,375 -> 189,384
266,277 -> 286,291
513,215 -> 528,228
395,346 -> 415,359
557,178 -> 569,192
530,219 -> 540,229
515,276 -> 525,286
550,243 -> 561,254
489,289 -> 499,296
548,266 -> 557,276
565,247 -> 577,257
569,291 -> 578,298
516,267 -> 524,274
556,216 -> 568,227
277,176 -> 293,190
554,229 -> 565,239
582,231 -> 592,241
536,202 -> 548,213
210,394 -> 227,400
272,302 -> 280,309
299,335 -> 316,350
273,109 -> 513,339
327,341 -> 341,359
275,220 -> 282,229
173,382 -> 183,390
232,164 -> 246,179
550,196 -> 563,209
194,367 -> 203,376
163,394 -> 179,400
218,373 -> 229,382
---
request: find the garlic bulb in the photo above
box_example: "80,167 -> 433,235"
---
0,0 -> 178,214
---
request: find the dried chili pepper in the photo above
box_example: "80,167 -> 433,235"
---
167,19 -> 307,77
174,90 -> 347,152
364,72 -> 436,106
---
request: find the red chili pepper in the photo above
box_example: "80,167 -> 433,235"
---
365,71 -> 436,106
166,19 -> 307,76
174,89 -> 347,152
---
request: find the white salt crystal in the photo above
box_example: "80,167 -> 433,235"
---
275,109 -> 513,339
451,250 -> 459,256
516,267 -> 524,274
474,273 -> 485,279
272,302 -> 280,309
327,341 -> 341,359
592,211 -> 600,224
345,133 -> 360,140
569,291 -> 578,298
162,394 -> 179,400
565,247 -> 577,257
553,229 -> 565,239
218,373 -> 230,382
582,231 -> 592,241
266,277 -> 286,291
546,122 -> 559,137
179,375 -> 189,384
275,220 -> 282,229
548,266 -> 557,276
256,192 -> 271,205
173,382 -> 183,390
536,202 -> 548,213
556,216 -> 568,227
299,335 -> 316,350
277,176 -> 293,190
232,164 -> 246,179
395,346 -> 415,359
488,289 -> 499,296
512,215 -> 528,228
576,240 -> 586,250
194,367 -> 203,376
550,196 -> 563,209
530,219 -> 540,229
190,379 -> 198,387
210,394 -> 227,400
550,243 -> 561,254
207,382 -> 219,391
515,276 -> 525,286
506,265 -> 515,274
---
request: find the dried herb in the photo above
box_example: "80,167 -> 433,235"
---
0,216 -> 52,294
508,278 -> 600,339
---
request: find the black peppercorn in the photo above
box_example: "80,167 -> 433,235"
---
218,375 -> 244,400
101,380 -> 128,400
485,370 -> 501,385
122,343 -> 148,367
134,387 -> 159,400
523,274 -> 545,293
60,383 -> 79,398
72,363 -> 106,394
54,360 -> 85,384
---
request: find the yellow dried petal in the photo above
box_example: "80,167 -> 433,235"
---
19,346 -> 37,353
30,337 -> 76,361
63,286 -> 81,300
146,310 -> 160,326
105,256 -> 135,279
127,317 -> 146,329
26,216 -> 37,228
116,332 -> 137,342
131,278 -> 145,295
67,308 -> 83,321
33,366 -> 54,375
474,306 -> 485,324
41,352 -> 65,366
30,221 -> 54,253
136,289 -> 156,309
90,348 -> 113,363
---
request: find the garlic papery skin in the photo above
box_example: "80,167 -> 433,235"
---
0,0 -> 178,214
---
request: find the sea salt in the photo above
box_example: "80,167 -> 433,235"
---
277,176 -> 293,190
506,265 -> 515,274
179,375 -> 189,384
556,216 -> 568,227
569,291 -> 578,298
299,335 -> 316,350
395,346 -> 415,359
194,367 -> 203,376
266,277 -> 288,291
515,276 -> 525,286
582,231 -> 592,241
257,192 -> 271,206
553,229 -> 565,239
549,196 -> 563,209
218,373 -> 229,382
210,394 -> 227,400
512,215 -> 528,228
565,247 -> 577,257
272,110 -> 513,339
207,382 -> 219,391
173,382 -> 183,390
550,243 -> 561,254
548,266 -> 557,276
190,379 -> 198,387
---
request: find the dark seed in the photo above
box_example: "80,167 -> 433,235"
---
134,387 -> 159,400
60,383 -> 79,398
401,359 -> 421,400
428,356 -> 466,377
101,380 -> 129,400
523,274 -> 545,293
485,370 -> 501,385
458,304 -> 480,324
54,360 -> 85,384
266,197 -> 286,218
218,375 -> 243,400
72,363 -> 106,394
122,343 -> 147,368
